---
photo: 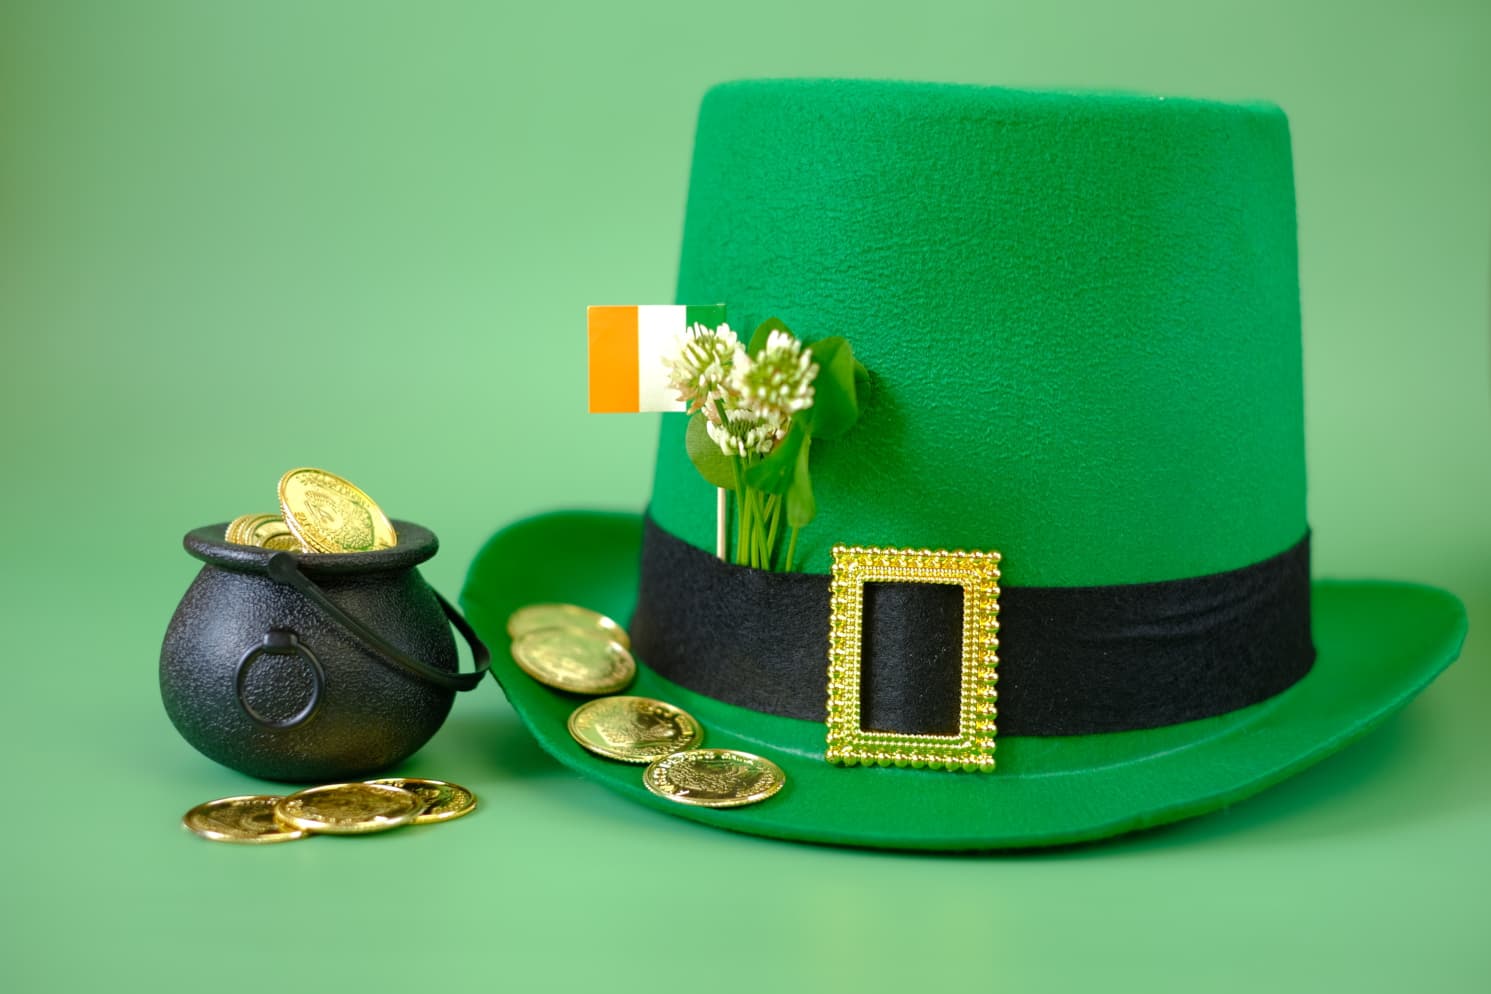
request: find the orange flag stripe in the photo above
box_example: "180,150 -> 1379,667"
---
587,306 -> 640,413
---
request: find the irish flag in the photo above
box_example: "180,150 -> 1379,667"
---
588,304 -> 727,413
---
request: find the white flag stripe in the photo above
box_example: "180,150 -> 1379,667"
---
637,305 -> 688,413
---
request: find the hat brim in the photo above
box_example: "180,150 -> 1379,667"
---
460,510 -> 1467,850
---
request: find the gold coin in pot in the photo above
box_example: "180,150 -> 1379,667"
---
278,468 -> 397,553
225,513 -> 279,546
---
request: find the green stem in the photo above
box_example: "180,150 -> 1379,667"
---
785,526 -> 800,573
751,489 -> 769,568
763,494 -> 783,570
730,456 -> 748,566
752,493 -> 768,569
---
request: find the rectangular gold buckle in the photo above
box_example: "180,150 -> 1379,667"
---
826,545 -> 1001,772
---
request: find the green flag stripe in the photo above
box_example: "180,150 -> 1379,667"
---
684,304 -> 727,330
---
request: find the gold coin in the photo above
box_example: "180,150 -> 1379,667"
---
507,603 -> 630,650
224,514 -> 249,544
225,513 -> 279,546
261,531 -> 304,552
510,627 -> 635,695
567,696 -> 704,763
182,795 -> 306,844
246,514 -> 301,550
273,782 -> 423,835
278,468 -> 397,553
365,778 -> 477,824
643,749 -> 786,808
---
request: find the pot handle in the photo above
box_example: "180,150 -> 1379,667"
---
264,552 -> 490,692
235,629 -> 326,728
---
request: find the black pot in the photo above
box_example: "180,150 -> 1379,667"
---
161,521 -> 489,782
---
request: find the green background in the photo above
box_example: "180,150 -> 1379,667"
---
2,1 -> 1487,990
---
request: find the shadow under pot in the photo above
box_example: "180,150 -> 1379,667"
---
161,521 -> 489,782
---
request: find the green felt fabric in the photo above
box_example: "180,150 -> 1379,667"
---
460,511 -> 1467,849
652,80 -> 1307,585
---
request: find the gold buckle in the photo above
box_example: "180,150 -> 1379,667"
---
826,545 -> 1001,772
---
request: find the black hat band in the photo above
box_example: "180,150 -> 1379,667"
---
631,516 -> 1315,737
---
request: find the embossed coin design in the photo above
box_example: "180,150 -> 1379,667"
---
507,603 -> 631,650
278,468 -> 397,553
568,696 -> 704,763
182,795 -> 307,844
273,782 -> 423,835
510,627 -> 636,695
643,749 -> 786,808
365,778 -> 477,824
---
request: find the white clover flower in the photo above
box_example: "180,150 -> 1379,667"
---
730,329 -> 817,424
706,405 -> 788,458
663,322 -> 741,419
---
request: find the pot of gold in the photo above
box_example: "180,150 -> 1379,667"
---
160,469 -> 489,782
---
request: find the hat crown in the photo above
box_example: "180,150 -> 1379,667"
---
652,79 -> 1306,586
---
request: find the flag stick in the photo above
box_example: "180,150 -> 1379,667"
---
716,488 -> 728,560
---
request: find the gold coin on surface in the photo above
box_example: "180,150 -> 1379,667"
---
182,795 -> 306,844
510,627 -> 635,695
365,778 -> 477,825
273,782 -> 422,835
225,513 -> 279,546
278,468 -> 397,554
567,696 -> 704,764
507,603 -> 630,649
643,749 -> 786,809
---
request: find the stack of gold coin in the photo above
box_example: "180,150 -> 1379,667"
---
182,777 -> 476,845
507,602 -> 786,810
507,604 -> 636,695
222,468 -> 398,553
224,512 -> 302,551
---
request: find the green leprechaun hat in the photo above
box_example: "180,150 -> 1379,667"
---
461,79 -> 1467,849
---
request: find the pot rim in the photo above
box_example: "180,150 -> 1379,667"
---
183,519 -> 438,575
